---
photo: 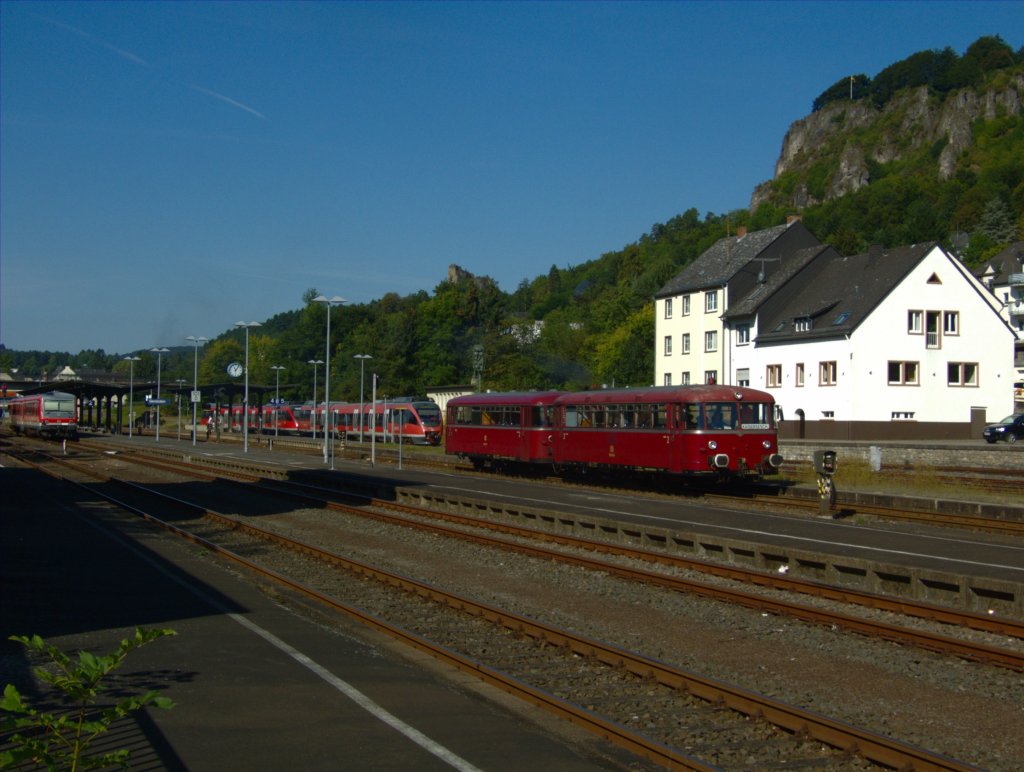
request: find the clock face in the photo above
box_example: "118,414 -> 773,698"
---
227,362 -> 243,377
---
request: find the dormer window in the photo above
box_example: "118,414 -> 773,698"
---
795,317 -> 812,332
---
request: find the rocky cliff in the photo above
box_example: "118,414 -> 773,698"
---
751,72 -> 1024,212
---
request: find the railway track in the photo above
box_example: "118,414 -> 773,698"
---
26,437 -> 1024,653
6,444 -> 985,770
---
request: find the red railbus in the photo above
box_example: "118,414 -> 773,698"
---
446,386 -> 782,478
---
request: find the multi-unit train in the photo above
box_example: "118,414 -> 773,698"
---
204,398 -> 442,445
8,391 -> 79,439
445,385 -> 783,479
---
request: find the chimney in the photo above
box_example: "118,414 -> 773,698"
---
736,226 -> 747,238
868,244 -> 883,263
786,214 -> 802,225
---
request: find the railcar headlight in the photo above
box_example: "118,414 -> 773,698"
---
708,440 -> 718,450
762,440 -> 772,449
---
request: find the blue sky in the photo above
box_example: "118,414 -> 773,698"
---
1,1 -> 1019,355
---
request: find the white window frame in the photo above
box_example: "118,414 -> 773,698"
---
704,330 -> 718,352
664,298 -> 673,319
947,362 -> 978,386
681,333 -> 691,355
795,362 -> 805,387
682,295 -> 691,316
737,324 -> 750,345
705,290 -> 718,313
943,310 -> 959,336
819,361 -> 837,386
888,360 -> 920,385
663,335 -> 672,356
766,364 -> 782,388
908,310 -> 923,335
663,372 -> 672,386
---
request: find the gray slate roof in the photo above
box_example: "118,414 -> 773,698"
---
974,241 -> 1024,284
656,223 -> 793,297
722,245 -> 837,320
755,242 -> 937,344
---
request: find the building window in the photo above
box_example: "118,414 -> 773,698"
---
926,310 -> 941,348
891,411 -> 916,420
943,311 -> 959,335
664,335 -> 672,356
795,317 -> 811,332
908,310 -> 923,335
705,370 -> 717,384
682,294 -> 690,315
819,361 -> 837,386
705,290 -> 718,313
737,324 -> 750,345
736,368 -> 750,387
766,364 -> 782,387
888,361 -> 919,385
680,371 -> 690,385
664,372 -> 672,386
822,411 -> 835,419
947,362 -> 978,386
664,298 -> 673,319
795,362 -> 805,387
682,333 -> 690,354
704,331 -> 718,352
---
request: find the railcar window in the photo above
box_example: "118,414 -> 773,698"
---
683,404 -> 701,429
529,406 -> 546,427
738,402 -> 773,429
704,402 -> 736,430
44,398 -> 75,415
416,405 -> 442,426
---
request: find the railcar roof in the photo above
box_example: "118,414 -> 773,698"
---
447,391 -> 563,407
554,385 -> 774,404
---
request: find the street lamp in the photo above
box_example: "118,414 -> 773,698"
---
353,354 -> 372,442
123,356 -> 140,439
312,295 -> 345,467
307,359 -> 323,443
150,347 -> 169,442
235,321 -> 262,453
271,365 -> 285,437
186,335 -> 208,447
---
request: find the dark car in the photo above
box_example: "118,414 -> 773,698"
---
983,413 -> 1024,444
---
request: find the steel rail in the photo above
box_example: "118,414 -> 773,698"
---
10,447 -> 979,770
66,444 -> 1024,658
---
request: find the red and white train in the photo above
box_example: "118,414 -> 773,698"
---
205,399 -> 443,445
8,391 -> 79,440
445,385 -> 783,478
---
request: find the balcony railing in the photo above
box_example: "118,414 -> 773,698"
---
1009,273 -> 1024,286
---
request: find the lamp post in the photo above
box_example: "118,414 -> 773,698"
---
174,379 -> 186,440
307,359 -> 323,443
353,354 -> 372,442
312,295 -> 345,467
186,335 -> 208,447
150,347 -> 169,442
271,365 -> 285,437
123,356 -> 140,439
235,321 -> 262,453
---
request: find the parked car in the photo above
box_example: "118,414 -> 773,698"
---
983,413 -> 1024,444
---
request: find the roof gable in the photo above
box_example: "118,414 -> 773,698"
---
655,220 -> 819,298
755,242 -> 938,343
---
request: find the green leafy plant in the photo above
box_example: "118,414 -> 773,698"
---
1,628 -> 176,770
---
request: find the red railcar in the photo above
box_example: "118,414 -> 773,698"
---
446,385 -> 782,478
445,391 -> 562,468
9,391 -> 79,440
260,404 -> 301,435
